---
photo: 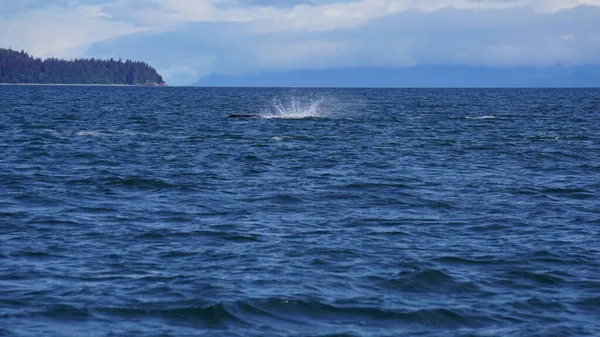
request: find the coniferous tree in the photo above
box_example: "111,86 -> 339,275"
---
0,48 -> 165,85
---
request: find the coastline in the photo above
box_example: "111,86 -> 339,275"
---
0,83 -> 167,87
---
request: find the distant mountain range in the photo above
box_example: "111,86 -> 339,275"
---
192,66 -> 600,88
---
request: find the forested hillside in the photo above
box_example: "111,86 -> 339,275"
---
0,48 -> 165,85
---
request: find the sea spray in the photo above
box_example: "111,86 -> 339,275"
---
260,96 -> 326,119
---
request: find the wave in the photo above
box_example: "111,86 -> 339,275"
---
75,131 -> 103,137
135,229 -> 263,243
89,297 -> 496,332
7,295 -> 505,334
105,176 -> 177,191
378,269 -> 483,294
466,116 -> 496,119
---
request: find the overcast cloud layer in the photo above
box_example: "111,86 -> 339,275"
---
1,0 -> 599,85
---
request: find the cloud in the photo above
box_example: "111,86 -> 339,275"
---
1,0 -> 600,84
0,1 -> 147,58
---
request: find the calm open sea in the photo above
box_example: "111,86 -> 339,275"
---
1,86 -> 599,336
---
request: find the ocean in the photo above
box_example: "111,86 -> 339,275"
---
1,86 -> 599,336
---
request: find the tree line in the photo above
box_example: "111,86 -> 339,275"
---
0,48 -> 165,85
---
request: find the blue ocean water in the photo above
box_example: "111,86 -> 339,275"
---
0,86 -> 599,336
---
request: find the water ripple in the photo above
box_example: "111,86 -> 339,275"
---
1,87 -> 599,336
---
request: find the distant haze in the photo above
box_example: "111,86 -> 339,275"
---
1,0 -> 600,86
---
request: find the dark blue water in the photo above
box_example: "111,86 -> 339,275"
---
1,86 -> 599,336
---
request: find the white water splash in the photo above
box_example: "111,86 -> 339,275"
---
467,116 -> 496,119
76,131 -> 103,137
260,96 -> 325,119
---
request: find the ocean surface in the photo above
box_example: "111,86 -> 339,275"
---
1,86 -> 599,337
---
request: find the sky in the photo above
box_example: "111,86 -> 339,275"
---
1,0 -> 600,85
